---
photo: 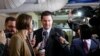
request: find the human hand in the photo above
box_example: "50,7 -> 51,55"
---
0,31 -> 6,45
36,42 -> 42,50
30,35 -> 36,47
59,36 -> 69,45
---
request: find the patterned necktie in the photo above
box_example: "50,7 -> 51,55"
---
43,31 -> 48,40
83,40 -> 88,54
40,31 -> 48,49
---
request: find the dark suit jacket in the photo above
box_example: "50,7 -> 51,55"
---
0,44 -> 5,56
34,27 -> 70,56
70,38 -> 99,56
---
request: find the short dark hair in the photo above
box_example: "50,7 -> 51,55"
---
16,14 -> 32,30
41,11 -> 52,20
5,17 -> 16,24
80,24 -> 92,39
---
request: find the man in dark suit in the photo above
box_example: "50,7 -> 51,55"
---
34,11 -> 70,56
70,24 -> 99,56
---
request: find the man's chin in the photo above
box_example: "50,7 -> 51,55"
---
44,27 -> 50,30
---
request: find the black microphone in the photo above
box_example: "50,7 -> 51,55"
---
51,32 -> 61,43
39,31 -> 48,49
53,32 -> 69,45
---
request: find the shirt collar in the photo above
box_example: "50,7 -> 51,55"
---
43,28 -> 51,33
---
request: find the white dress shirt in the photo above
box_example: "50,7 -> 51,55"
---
83,39 -> 91,50
42,28 -> 51,37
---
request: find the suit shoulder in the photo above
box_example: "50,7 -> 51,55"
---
34,28 -> 41,31
72,38 -> 81,44
34,28 -> 42,34
53,27 -> 63,31
52,27 -> 65,36
73,38 -> 80,41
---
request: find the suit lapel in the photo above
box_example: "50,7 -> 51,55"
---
41,28 -> 43,39
39,28 -> 43,41
90,40 -> 94,50
89,39 -> 98,53
75,39 -> 86,55
79,39 -> 86,54
46,28 -> 54,44
45,28 -> 54,49
48,28 -> 54,38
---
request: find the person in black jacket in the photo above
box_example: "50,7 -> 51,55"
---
70,24 -> 99,56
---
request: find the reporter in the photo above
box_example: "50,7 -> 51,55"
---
9,14 -> 35,56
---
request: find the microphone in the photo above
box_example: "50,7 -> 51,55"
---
39,31 -> 48,49
54,32 -> 69,45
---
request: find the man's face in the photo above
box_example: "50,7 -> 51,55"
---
41,15 -> 53,30
6,20 -> 16,33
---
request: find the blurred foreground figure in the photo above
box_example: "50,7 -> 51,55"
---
70,24 -> 100,56
0,31 -> 6,56
10,14 -> 35,56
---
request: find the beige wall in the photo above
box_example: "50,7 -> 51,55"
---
0,15 -> 6,30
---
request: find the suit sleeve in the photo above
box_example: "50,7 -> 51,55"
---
0,44 -> 5,56
54,28 -> 65,37
70,40 -> 76,56
33,30 -> 40,48
54,28 -> 71,56
10,36 -> 22,56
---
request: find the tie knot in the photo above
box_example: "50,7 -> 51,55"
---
43,31 -> 48,37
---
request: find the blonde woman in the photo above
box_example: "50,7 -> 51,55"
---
9,14 -> 34,56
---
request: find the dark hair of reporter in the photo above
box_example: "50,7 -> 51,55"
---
41,11 -> 53,20
16,14 -> 32,30
5,17 -> 16,24
80,24 -> 92,39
